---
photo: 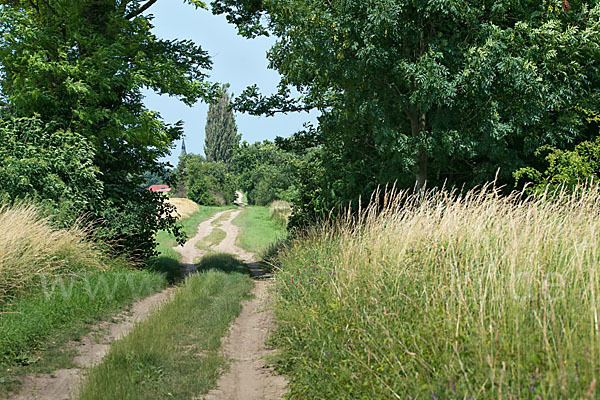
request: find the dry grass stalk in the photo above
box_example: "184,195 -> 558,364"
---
0,203 -> 106,304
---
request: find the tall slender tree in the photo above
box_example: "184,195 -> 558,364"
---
204,84 -> 240,163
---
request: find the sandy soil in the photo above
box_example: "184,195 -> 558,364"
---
203,208 -> 288,400
174,210 -> 231,276
176,205 -> 288,399
8,289 -> 174,400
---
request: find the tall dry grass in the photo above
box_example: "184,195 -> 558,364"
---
273,185 -> 600,399
269,200 -> 292,227
0,203 -> 106,303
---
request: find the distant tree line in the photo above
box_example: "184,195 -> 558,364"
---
174,84 -> 305,207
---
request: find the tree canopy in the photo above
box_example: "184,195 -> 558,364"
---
213,0 -> 600,216
0,0 -> 217,258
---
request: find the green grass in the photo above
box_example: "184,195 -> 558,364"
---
0,269 -> 167,396
78,253 -> 253,400
195,228 -> 227,251
152,206 -> 235,282
270,186 -> 600,399
232,206 -> 287,255
211,209 -> 234,226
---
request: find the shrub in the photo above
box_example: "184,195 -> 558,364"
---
178,154 -> 236,206
0,116 -> 182,261
515,137 -> 600,192
0,117 -> 102,217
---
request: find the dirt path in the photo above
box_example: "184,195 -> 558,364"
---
175,209 -> 232,276
8,289 -> 173,400
8,206 -> 287,399
203,209 -> 288,400
203,279 -> 287,400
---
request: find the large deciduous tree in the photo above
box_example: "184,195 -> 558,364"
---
204,84 -> 241,163
0,0 -> 217,258
213,0 -> 600,212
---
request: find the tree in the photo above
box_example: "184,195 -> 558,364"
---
204,84 -> 241,163
231,140 -> 302,205
178,154 -> 236,205
214,0 -> 600,212
0,0 -> 217,258
0,116 -> 102,216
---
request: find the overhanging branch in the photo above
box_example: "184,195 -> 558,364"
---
125,0 -> 159,20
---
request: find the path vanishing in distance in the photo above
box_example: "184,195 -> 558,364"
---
176,205 -> 288,400
9,198 -> 287,400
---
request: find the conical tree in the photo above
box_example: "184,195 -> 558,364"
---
204,85 -> 240,163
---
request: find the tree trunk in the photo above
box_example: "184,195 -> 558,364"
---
409,112 -> 428,190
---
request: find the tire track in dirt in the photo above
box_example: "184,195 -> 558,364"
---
6,210 -> 232,400
8,206 -> 287,399
203,209 -> 288,400
174,209 -> 232,276
8,289 -> 174,400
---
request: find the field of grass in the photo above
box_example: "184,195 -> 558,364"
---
269,200 -> 292,227
232,206 -> 287,255
78,253 -> 253,400
0,204 -> 168,396
0,203 -> 109,302
271,186 -> 600,399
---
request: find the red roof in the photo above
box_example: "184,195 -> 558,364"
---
148,185 -> 171,193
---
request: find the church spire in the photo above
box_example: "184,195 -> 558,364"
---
180,136 -> 187,157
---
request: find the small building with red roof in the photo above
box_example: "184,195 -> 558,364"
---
148,185 -> 171,193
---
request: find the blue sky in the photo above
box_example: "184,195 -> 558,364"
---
143,1 -> 319,167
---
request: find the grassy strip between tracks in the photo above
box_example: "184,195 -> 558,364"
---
78,253 -> 254,400
152,205 -> 236,282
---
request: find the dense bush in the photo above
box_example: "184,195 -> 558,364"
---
232,141 -> 301,206
515,137 -> 600,192
177,154 -> 236,206
0,116 -> 182,260
0,117 -> 102,216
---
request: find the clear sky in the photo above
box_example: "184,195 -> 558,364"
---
143,0 -> 318,167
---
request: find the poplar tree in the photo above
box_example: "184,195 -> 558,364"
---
204,85 -> 241,163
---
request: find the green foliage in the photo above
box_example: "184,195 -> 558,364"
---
0,117 -> 102,216
232,140 -> 301,205
178,154 -> 236,205
515,136 -> 600,191
214,0 -> 600,216
204,84 -> 241,163
0,0 -> 217,259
